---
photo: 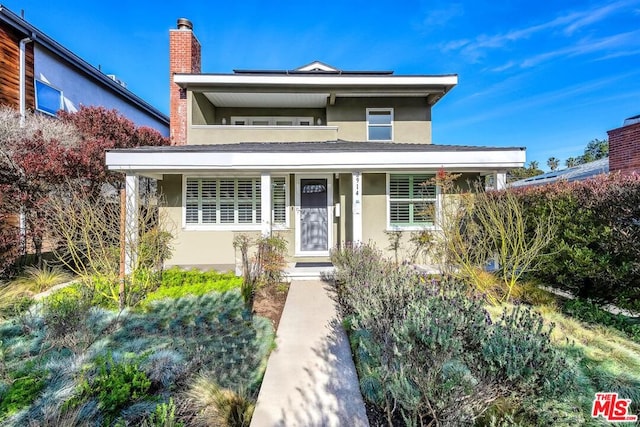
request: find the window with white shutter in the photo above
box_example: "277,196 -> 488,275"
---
184,176 -> 288,228
388,174 -> 437,228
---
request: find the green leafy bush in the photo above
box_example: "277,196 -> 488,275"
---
512,173 -> 640,310
561,298 -> 640,342
0,372 -> 45,420
75,353 -> 151,424
139,268 -> 241,310
142,398 -> 183,427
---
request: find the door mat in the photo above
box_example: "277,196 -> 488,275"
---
294,262 -> 334,268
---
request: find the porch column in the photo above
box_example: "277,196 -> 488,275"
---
495,172 -> 507,190
261,172 -> 271,236
124,174 -> 139,275
352,171 -> 362,243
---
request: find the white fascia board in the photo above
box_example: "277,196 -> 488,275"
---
173,74 -> 458,87
106,149 -> 524,172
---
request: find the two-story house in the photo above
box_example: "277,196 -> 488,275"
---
106,18 -> 525,273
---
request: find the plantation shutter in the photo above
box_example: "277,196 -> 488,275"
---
201,179 -> 217,223
237,179 -> 255,224
389,174 -> 436,226
185,177 -> 280,226
185,179 -> 199,224
219,180 -> 235,223
272,177 -> 286,224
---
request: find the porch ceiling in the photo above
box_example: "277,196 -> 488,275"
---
203,92 -> 330,108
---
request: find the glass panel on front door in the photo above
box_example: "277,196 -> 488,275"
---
300,179 -> 328,252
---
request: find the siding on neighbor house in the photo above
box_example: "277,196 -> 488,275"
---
0,24 -> 35,109
609,121 -> 640,174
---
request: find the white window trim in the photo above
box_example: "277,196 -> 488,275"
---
294,174 -> 333,257
230,116 -> 314,126
34,79 -> 63,116
386,172 -> 441,231
182,175 -> 290,230
366,108 -> 394,141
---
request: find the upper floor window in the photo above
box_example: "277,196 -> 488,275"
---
367,108 -> 393,141
35,80 -> 62,116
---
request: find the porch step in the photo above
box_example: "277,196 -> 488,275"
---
284,263 -> 335,281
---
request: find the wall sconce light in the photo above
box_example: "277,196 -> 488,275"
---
316,118 -> 322,125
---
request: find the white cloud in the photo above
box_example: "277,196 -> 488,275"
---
520,30 -> 640,68
444,0 -> 640,61
422,3 -> 464,28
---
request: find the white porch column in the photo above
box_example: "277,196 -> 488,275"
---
125,174 -> 139,275
261,172 -> 271,236
495,172 -> 507,190
352,171 -> 362,243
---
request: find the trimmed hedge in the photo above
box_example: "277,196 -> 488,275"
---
511,173 -> 640,310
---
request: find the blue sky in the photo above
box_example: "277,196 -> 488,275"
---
5,0 -> 640,170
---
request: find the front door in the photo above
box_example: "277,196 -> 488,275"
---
296,175 -> 332,256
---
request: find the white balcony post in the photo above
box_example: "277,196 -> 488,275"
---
125,174 -> 139,275
261,172 -> 271,236
352,171 -> 362,243
495,172 -> 507,190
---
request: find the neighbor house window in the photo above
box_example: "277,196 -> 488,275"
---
185,177 -> 287,227
35,80 -> 62,116
388,174 -> 437,228
367,108 -> 393,141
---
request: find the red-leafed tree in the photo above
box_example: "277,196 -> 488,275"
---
1,107 -> 78,273
0,105 -> 168,274
59,106 -> 168,194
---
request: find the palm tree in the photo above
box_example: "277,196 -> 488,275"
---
529,160 -> 539,170
565,157 -> 578,168
547,157 -> 560,171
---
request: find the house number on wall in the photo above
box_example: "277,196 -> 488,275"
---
353,172 -> 362,215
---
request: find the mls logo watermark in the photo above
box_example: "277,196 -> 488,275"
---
592,393 -> 638,422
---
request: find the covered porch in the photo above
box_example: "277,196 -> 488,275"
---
106,141 -> 524,274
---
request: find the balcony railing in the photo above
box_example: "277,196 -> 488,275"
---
189,125 -> 339,144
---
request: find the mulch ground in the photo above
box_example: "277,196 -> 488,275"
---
253,282 -> 289,331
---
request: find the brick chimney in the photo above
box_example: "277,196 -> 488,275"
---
608,118 -> 640,174
169,18 -> 201,145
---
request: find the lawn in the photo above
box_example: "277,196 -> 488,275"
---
0,268 -> 277,426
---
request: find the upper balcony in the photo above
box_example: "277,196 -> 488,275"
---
188,124 -> 339,144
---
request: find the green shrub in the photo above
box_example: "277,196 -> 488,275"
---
41,284 -> 95,352
561,298 -> 640,342
335,244 -> 577,425
513,173 -> 640,309
139,269 -> 242,310
141,398 -> 183,427
75,353 -> 151,425
0,372 -> 45,420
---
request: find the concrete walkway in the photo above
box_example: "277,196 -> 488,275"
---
251,280 -> 369,427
